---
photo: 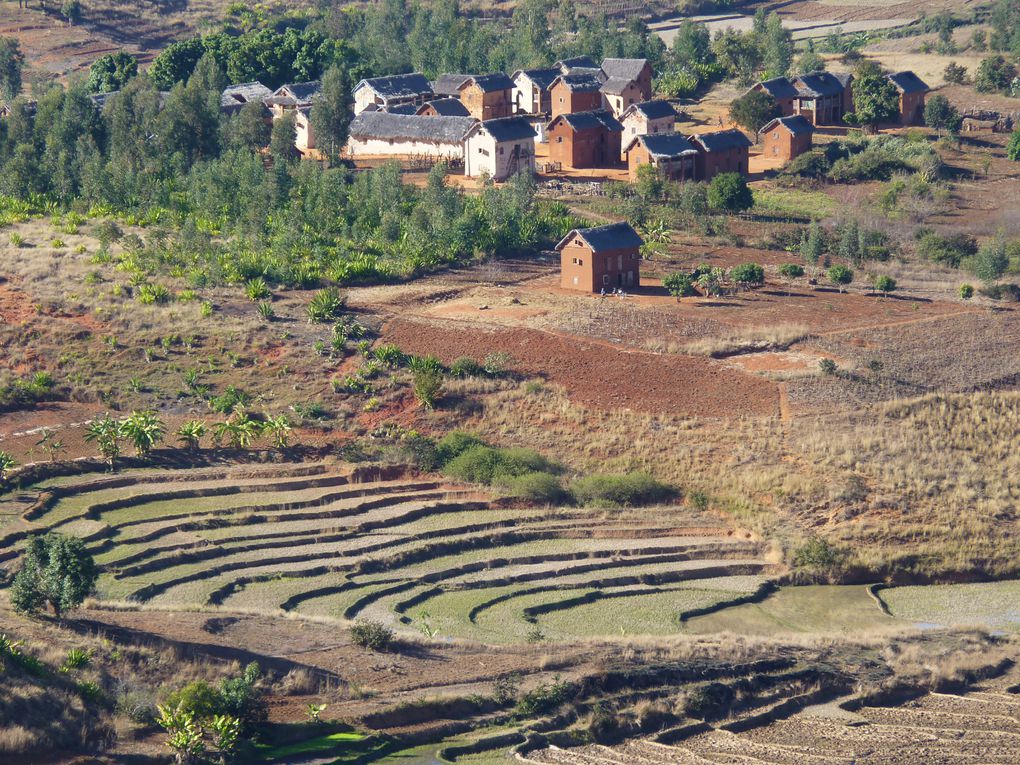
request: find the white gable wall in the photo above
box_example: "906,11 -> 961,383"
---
464,131 -> 536,180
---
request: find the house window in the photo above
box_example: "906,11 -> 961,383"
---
499,146 -> 504,155
617,255 -> 623,269
572,257 -> 578,264
603,275 -> 610,285
605,257 -> 611,270
556,136 -> 563,143
479,148 -> 489,156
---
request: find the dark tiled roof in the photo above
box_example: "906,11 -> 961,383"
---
556,221 -> 644,252
624,99 -> 677,120
513,68 -> 561,90
349,112 -> 477,143
793,71 -> 845,98
600,76 -> 635,95
278,80 -> 322,103
465,73 -> 515,92
625,132 -> 697,157
600,58 -> 648,81
552,72 -> 603,92
556,56 -> 598,73
692,129 -> 752,152
433,74 -> 473,96
418,98 -> 471,117
753,76 -> 799,100
555,109 -> 623,132
384,102 -> 419,115
887,70 -> 929,94
354,73 -> 432,100
472,116 -> 537,141
760,115 -> 815,136
221,81 -> 272,109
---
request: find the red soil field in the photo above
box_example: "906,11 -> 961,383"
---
382,318 -> 780,417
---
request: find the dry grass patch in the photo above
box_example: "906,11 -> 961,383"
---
680,324 -> 811,358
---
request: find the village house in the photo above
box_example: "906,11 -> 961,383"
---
620,100 -> 677,146
691,129 -> 752,181
547,109 -> 623,169
549,72 -> 604,119
463,117 -> 537,180
886,71 -> 929,125
758,115 -> 814,162
346,112 -> 477,161
220,81 -> 272,114
557,221 -> 644,292
555,56 -> 599,75
623,133 -> 697,181
511,68 -> 561,115
600,76 -> 645,118
456,74 -> 515,120
750,77 -> 799,117
352,73 -> 433,115
790,71 -> 851,125
432,74 -> 473,98
600,58 -> 653,101
417,98 -> 472,117
294,106 -> 316,152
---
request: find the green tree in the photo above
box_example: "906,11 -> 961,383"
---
873,274 -> 897,295
309,65 -> 351,162
924,94 -> 962,136
663,272 -> 696,298
84,414 -> 123,468
761,12 -> 793,79
846,62 -> 899,131
0,37 -> 25,101
796,50 -> 826,74
87,52 -> 138,94
974,55 -> 1016,93
148,38 -> 206,91
121,411 -> 166,458
708,172 -> 753,212
943,61 -> 967,84
778,262 -> 804,294
270,111 -> 298,162
61,0 -> 83,24
413,368 -> 443,410
1007,128 -> 1020,161
10,533 -> 99,618
801,220 -> 824,265
969,239 -> 1008,283
156,705 -> 206,765
669,21 -> 714,67
711,29 -> 763,84
226,100 -> 271,153
959,283 -> 974,299
729,89 -> 780,137
837,219 -> 862,264
827,263 -> 854,292
730,262 -> 765,289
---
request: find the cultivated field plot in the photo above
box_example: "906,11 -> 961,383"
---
881,580 -> 1020,632
7,462 -> 778,643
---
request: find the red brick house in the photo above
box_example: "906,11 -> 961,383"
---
623,133 -> 697,181
457,74 -> 515,121
691,129 -> 752,181
547,110 -> 623,169
790,71 -> 852,126
758,115 -> 814,162
886,71 -> 929,125
557,221 -> 644,292
620,100 -> 678,147
549,73 -> 604,119
750,77 -> 799,117
599,58 -> 653,101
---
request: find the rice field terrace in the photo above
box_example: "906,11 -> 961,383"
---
2,460 -> 780,643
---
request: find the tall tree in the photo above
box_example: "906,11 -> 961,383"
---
10,533 -> 99,618
87,52 -> 138,94
923,94 -> 962,136
729,90 -> 779,137
309,65 -> 351,162
846,61 -> 898,132
0,36 -> 25,101
762,13 -> 793,79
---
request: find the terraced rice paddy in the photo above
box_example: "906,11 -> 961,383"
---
523,668 -> 1020,764
880,581 -> 1020,632
10,462 -> 779,642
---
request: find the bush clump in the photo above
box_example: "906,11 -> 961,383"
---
349,619 -> 394,652
568,472 -> 676,508
443,445 -> 560,485
495,471 -> 569,504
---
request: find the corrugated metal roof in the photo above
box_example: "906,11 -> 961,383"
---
349,112 -> 478,143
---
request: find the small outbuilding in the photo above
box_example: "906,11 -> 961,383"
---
886,71 -> 929,125
352,73 -> 433,115
620,100 -> 677,146
599,58 -> 653,101
417,98 -> 472,117
557,221 -> 644,292
220,81 -> 272,114
758,115 -> 814,162
511,68 -> 561,115
624,133 -> 697,181
549,73 -> 604,118
457,74 -> 515,121
463,117 -> 537,180
547,109 -> 623,169
691,129 -> 752,181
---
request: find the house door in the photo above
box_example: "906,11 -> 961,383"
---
617,273 -> 623,286
626,271 -> 634,286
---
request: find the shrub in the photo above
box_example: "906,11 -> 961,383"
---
943,61 -> 966,84
1008,128 -> 1020,162
968,240 -> 1008,283
873,274 -> 897,295
443,445 -> 559,485
959,283 -> 974,299
663,272 -> 696,298
306,287 -> 346,323
413,368 -> 443,409
449,357 -> 485,377
349,620 -> 393,651
708,172 -> 753,212
496,471 -> 568,504
164,681 -> 222,719
819,358 -> 838,375
827,264 -> 854,291
974,55 -> 1016,93
792,537 -> 846,570
513,678 -> 571,718
244,277 -> 271,302
436,431 -> 486,464
684,682 -> 735,721
730,262 -> 765,289
569,472 -> 675,508
916,231 -> 977,267
136,283 -> 172,305
256,301 -> 275,321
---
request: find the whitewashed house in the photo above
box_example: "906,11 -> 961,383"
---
352,73 -> 434,115
620,100 -> 678,146
463,117 -> 536,180
346,112 -> 477,160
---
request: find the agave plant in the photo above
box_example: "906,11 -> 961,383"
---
245,277 -> 272,302
306,287 -> 346,323
256,301 -> 275,321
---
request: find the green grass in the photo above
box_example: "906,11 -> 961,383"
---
683,584 -> 904,636
880,580 -> 1020,631
752,187 -> 836,220
254,729 -> 381,763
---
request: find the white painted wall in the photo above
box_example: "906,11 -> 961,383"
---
464,131 -> 536,180
347,136 -> 464,159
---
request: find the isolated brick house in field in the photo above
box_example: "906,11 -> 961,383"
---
346,112 -> 476,160
790,71 -> 851,125
549,73 -> 604,119
457,74 -> 515,121
750,77 -> 799,117
620,100 -> 677,146
463,117 -> 536,180
220,81 -> 272,115
758,115 -> 814,162
511,68 -> 560,115
599,58 -> 653,101
352,73 -> 433,115
600,76 -> 645,117
691,129 -> 752,181
557,221 -> 644,292
417,98 -> 471,117
886,71 -> 929,125
624,133 -> 697,181
547,110 -> 623,169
